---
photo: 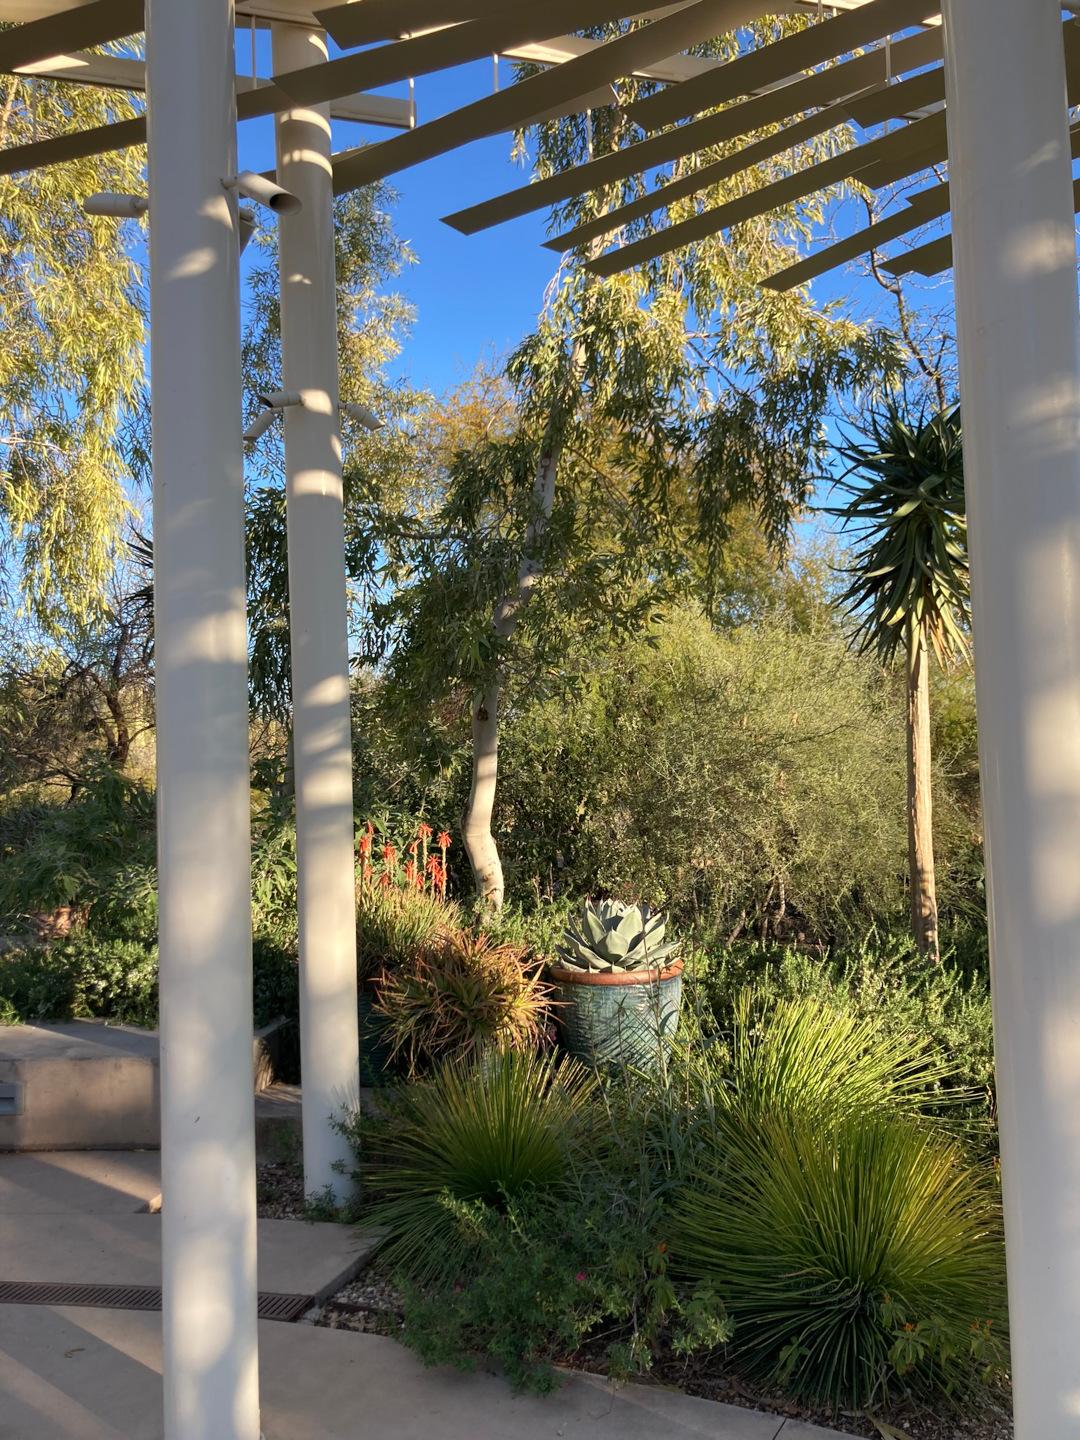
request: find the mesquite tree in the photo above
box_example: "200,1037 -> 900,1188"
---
827,405 -> 968,961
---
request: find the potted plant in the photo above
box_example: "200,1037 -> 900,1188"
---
549,899 -> 683,1069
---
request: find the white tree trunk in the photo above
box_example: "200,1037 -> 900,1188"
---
460,439 -> 561,906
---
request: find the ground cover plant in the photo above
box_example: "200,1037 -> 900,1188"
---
344,988 -> 1007,1417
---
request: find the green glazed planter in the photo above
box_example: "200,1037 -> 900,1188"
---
357,985 -> 398,1087
548,958 -> 683,1070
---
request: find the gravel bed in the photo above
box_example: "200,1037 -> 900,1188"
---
255,1162 -> 306,1220
303,1267 -> 405,1336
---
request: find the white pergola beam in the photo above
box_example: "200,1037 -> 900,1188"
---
942,2 -> 1080,1434
271,17 -> 361,1208
11,50 -> 415,127
146,0 -> 261,1435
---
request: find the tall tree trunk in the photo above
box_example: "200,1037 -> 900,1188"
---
906,616 -> 940,960
460,440 -> 562,907
462,681 -> 503,905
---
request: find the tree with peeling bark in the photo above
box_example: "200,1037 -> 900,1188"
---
827,405 -> 968,962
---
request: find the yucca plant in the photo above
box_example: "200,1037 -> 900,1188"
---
556,898 -> 679,974
826,404 -> 968,962
357,1050 -> 594,1281
673,1107 -> 1006,1410
373,929 -> 552,1076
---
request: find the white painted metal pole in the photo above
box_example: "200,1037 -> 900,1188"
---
941,4 -> 1080,1434
272,21 -> 360,1203
147,1 -> 260,1437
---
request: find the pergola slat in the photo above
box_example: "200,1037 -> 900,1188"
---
329,0 -> 765,196
0,113 -> 144,176
314,0 -> 516,49
272,0 -> 639,108
442,24 -> 942,236
585,107 -> 946,277
545,65 -> 941,254
627,0 -> 941,130
0,0 -> 143,74
762,181 -> 949,290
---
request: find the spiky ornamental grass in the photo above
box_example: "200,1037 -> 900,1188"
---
673,995 -> 1006,1410
826,404 -> 969,668
357,1050 -> 594,1284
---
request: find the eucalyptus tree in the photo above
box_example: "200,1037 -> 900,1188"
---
827,404 -> 968,962
0,70 -> 147,633
241,186 -> 426,728
385,15 -> 902,907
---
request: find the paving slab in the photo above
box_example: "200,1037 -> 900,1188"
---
0,1305 -> 831,1440
0,1150 -> 162,1214
774,1423 -> 853,1438
0,1213 -> 377,1303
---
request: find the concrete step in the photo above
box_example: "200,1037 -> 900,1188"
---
0,1149 -> 163,1214
0,1019 -> 286,1151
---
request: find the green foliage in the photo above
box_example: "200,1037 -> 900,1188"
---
349,1050 -> 593,1281
674,1108 -> 1006,1408
0,70 -> 148,631
556,896 -> 679,974
496,611 -> 909,937
827,404 -> 968,667
373,931 -> 553,1076
711,990 -> 959,1132
0,936 -> 156,1027
0,768 -> 156,932
400,1192 -> 730,1396
700,935 -> 996,1128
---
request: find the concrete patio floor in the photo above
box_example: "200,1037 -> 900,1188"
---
0,1151 -> 843,1440
0,1306 -> 841,1440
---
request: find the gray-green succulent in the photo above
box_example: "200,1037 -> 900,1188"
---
555,898 -> 680,975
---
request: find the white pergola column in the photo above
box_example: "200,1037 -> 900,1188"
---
272,21 -> 360,1203
147,2 -> 260,1437
942,3 -> 1080,1434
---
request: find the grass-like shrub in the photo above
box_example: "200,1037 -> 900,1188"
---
350,1050 -> 592,1282
674,1107 -> 1006,1409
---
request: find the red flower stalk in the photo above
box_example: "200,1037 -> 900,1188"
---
417,822 -> 433,841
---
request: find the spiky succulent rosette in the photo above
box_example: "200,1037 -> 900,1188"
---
555,898 -> 679,975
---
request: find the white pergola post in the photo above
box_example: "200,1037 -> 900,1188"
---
147,1 -> 260,1436
272,20 -> 360,1204
942,3 -> 1080,1433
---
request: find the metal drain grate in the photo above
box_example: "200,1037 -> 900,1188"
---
0,1281 -> 314,1323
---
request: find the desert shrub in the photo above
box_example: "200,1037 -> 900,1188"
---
401,1189 -> 730,1396
708,990 -> 959,1131
699,934 -> 996,1128
348,1050 -> 593,1281
673,1108 -> 1006,1409
0,936 -> 157,1026
373,930 -> 552,1075
495,611 -> 910,938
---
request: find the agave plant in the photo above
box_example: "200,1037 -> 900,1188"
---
556,898 -> 680,975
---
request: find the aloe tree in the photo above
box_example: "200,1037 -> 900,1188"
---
828,405 -> 968,961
